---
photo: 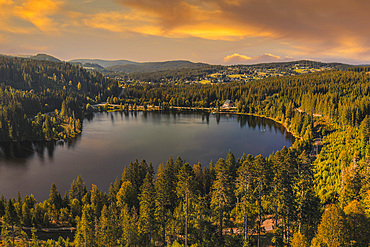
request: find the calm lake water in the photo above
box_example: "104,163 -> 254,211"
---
0,112 -> 294,201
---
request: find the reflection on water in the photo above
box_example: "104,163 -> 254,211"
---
0,138 -> 80,166
0,112 -> 294,164
0,111 -> 294,201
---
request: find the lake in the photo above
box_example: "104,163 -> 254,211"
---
0,111 -> 294,201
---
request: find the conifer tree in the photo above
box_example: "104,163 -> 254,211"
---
176,162 -> 195,246
97,204 -> 120,246
74,204 -> 95,247
211,158 -> 233,241
120,205 -> 139,246
311,204 -> 348,247
295,151 -> 320,241
49,183 -> 62,210
155,164 -> 169,246
90,184 -> 103,218
253,155 -> 268,247
236,155 -> 254,244
69,175 -> 87,202
139,172 -> 155,245
116,180 -> 136,209
343,200 -> 370,246
4,199 -> 20,247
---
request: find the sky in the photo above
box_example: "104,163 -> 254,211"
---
0,0 -> 369,65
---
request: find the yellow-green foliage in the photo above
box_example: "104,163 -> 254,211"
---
314,125 -> 369,205
291,232 -> 309,247
228,74 -> 245,79
314,128 -> 357,203
199,80 -> 211,84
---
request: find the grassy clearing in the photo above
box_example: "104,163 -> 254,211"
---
209,73 -> 222,77
228,74 -> 246,79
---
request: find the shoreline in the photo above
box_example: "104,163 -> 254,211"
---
92,103 -> 300,140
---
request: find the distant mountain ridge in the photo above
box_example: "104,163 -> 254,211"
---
107,60 -> 208,73
0,53 -> 359,74
0,53 -> 208,73
30,53 -> 61,62
1,53 -> 62,62
68,58 -> 139,68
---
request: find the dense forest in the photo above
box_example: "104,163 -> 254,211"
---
116,65 -> 224,84
231,60 -> 352,72
1,58 -> 370,246
114,60 -> 351,83
0,56 -> 120,141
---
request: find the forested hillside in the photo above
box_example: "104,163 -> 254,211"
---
113,60 -> 351,84
107,60 -> 208,74
0,56 -> 119,141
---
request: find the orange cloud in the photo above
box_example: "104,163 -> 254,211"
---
224,53 -> 252,64
108,0 -> 370,60
0,0 -> 65,36
224,53 -> 293,64
15,0 -> 63,33
83,1 -> 276,40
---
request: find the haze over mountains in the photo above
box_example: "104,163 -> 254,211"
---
0,53 -> 208,73
0,53 -> 360,76
69,58 -> 139,67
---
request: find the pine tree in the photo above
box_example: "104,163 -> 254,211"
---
295,151 -> 321,241
164,157 -> 178,211
120,205 -> 139,246
155,164 -> 169,246
116,180 -> 136,209
139,172 -> 155,246
97,204 -> 120,246
211,158 -> 233,241
108,177 -> 122,204
343,200 -> 370,246
74,204 -> 95,247
253,155 -> 268,247
69,175 -> 87,202
4,199 -> 20,247
176,162 -> 195,246
311,204 -> 348,247
49,183 -> 62,210
90,184 -> 103,219
126,159 -> 149,209
174,156 -> 184,175
236,155 -> 254,244
226,150 -> 237,180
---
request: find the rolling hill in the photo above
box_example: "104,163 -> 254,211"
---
30,53 -> 62,62
68,58 -> 139,68
107,60 -> 208,73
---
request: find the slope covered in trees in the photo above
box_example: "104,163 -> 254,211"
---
111,60 -> 352,84
0,56 -> 119,141
107,60 -> 208,74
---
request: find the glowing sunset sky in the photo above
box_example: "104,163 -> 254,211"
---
1,0 -> 369,64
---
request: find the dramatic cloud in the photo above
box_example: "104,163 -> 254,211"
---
224,53 -> 293,64
15,0 -> 63,33
0,0 -> 65,36
109,0 -> 274,40
110,0 -> 370,60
